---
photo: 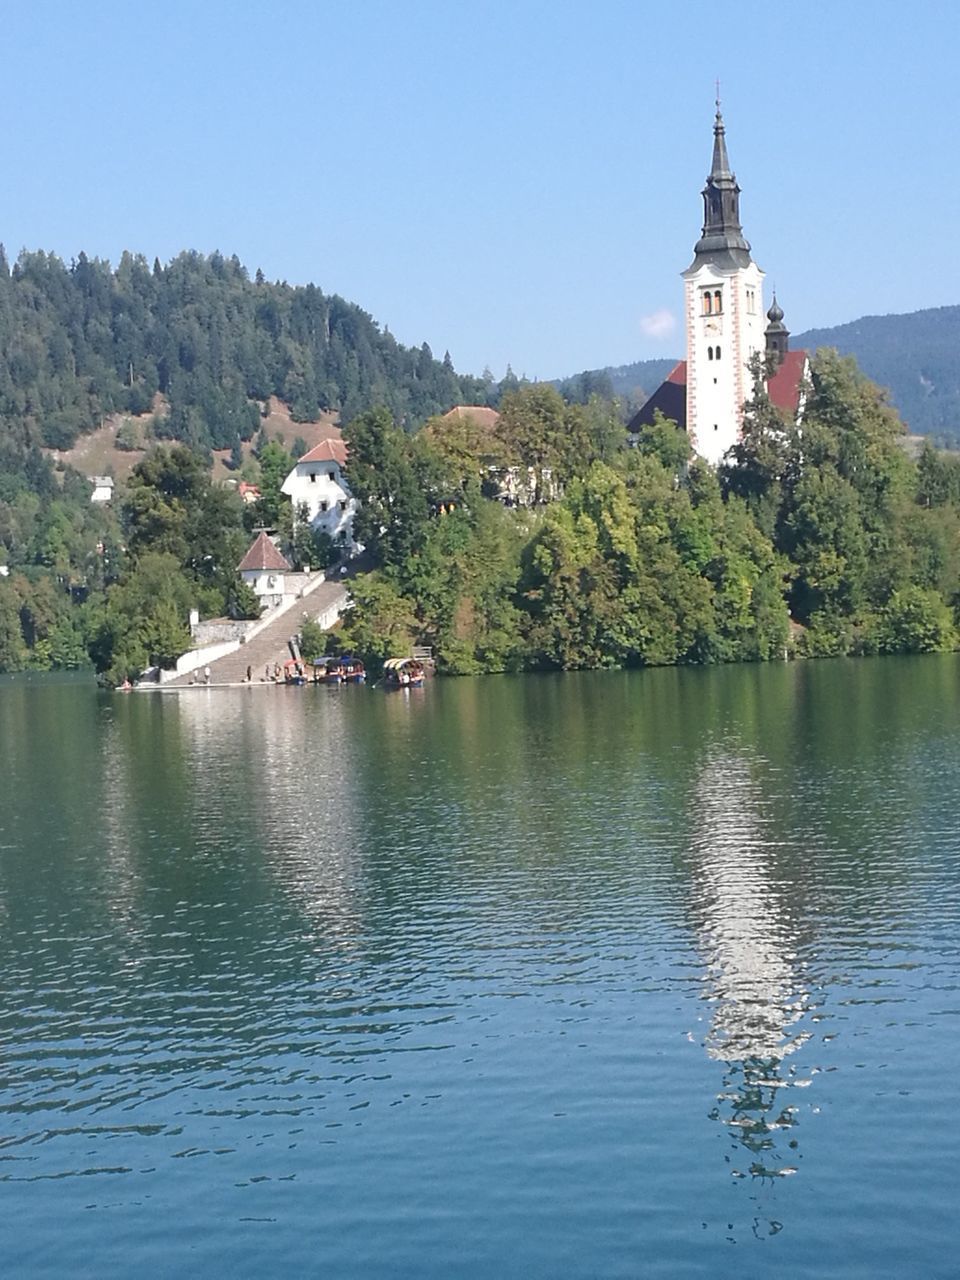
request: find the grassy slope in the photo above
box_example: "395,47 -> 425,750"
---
48,396 -> 342,483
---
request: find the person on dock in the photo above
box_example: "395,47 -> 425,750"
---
204,665 -> 211,685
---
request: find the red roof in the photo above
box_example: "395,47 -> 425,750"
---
298,438 -> 348,466
441,405 -> 501,431
627,361 -> 688,432
237,531 -> 291,573
767,349 -> 808,415
628,351 -> 808,436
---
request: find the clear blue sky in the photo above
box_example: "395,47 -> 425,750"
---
2,0 -> 956,380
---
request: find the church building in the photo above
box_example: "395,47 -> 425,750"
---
629,105 -> 808,465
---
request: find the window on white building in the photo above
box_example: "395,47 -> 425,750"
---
327,471 -> 335,481
320,500 -> 329,513
713,290 -> 722,313
310,472 -> 316,483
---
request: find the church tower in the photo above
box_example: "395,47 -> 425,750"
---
682,103 -> 766,465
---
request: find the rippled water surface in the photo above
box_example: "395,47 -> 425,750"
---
2,660 -> 960,1276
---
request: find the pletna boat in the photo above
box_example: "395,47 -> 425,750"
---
323,656 -> 366,685
382,657 -> 426,688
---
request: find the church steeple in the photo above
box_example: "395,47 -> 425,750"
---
681,98 -> 767,466
710,102 -> 733,180
691,100 -> 752,270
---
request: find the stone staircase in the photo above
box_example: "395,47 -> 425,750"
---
169,578 -> 348,686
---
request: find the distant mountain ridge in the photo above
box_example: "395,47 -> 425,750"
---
571,305 -> 960,442
794,307 -> 960,441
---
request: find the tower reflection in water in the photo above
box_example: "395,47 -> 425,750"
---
688,748 -> 813,1183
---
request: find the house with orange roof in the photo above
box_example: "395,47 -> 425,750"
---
280,435 -> 361,556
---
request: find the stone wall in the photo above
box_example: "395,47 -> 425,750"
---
190,619 -> 254,646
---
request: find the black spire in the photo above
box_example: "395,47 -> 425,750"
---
765,293 -> 789,368
691,100 -> 752,270
710,104 -> 733,180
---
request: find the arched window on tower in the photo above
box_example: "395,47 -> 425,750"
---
714,290 -> 723,313
716,344 -> 722,360
707,346 -> 714,361
702,291 -> 712,316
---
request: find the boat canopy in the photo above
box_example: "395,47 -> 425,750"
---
383,657 -> 417,671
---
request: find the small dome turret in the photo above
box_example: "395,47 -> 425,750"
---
765,293 -> 790,368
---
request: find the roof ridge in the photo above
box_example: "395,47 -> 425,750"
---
237,529 -> 292,573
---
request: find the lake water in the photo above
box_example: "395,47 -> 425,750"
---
1,660 -> 960,1277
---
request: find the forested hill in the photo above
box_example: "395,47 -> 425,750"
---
0,248 -> 490,455
570,305 -> 960,442
793,307 -> 960,443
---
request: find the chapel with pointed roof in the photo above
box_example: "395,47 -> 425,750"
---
629,104 -> 808,464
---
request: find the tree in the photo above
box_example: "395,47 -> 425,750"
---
47,616 -> 89,669
291,522 -> 334,571
226,576 -> 261,620
916,441 -> 960,508
0,583 -> 26,671
634,410 -> 692,474
253,441 -> 293,526
495,384 -> 568,492
720,356 -> 789,536
879,586 -> 956,654
298,617 -> 328,661
86,552 -> 193,681
336,573 -> 419,661
115,419 -> 142,451
344,407 -> 433,568
419,409 -> 498,491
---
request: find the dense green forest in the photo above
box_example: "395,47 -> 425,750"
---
568,305 -> 960,443
0,247 -> 490,457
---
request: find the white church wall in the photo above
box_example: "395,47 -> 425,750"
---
684,262 -> 765,467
